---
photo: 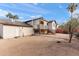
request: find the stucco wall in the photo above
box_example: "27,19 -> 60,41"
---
48,23 -> 52,31
33,20 -> 40,29
3,25 -> 34,39
19,27 -> 34,37
27,20 -> 48,29
22,27 -> 34,36
52,22 -> 56,30
40,20 -> 48,29
27,20 -> 40,29
48,22 -> 56,31
3,25 -> 20,39
0,24 -> 3,38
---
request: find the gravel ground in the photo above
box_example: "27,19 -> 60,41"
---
0,33 -> 79,56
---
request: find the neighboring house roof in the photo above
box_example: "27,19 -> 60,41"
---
0,19 -> 32,27
24,17 -> 58,26
48,20 -> 56,23
25,17 -> 48,23
48,20 -> 57,25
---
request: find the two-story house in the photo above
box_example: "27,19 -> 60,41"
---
25,17 -> 57,34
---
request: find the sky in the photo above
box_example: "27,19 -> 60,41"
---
0,3 -> 79,24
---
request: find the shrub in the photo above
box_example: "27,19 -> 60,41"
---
56,28 -> 64,33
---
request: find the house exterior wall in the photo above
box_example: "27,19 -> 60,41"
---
48,23 -> 52,31
27,20 -> 40,29
3,25 -> 20,39
34,20 -> 40,29
52,22 -> 57,30
40,20 -> 48,29
27,20 -> 48,29
0,24 -> 3,38
48,22 -> 57,33
22,27 -> 34,36
2,25 -> 34,39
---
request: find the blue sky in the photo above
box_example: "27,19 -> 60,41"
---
0,3 -> 79,24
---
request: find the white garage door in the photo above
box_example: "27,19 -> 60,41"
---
3,25 -> 34,39
3,25 -> 19,39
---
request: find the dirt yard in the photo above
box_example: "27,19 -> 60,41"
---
0,33 -> 79,56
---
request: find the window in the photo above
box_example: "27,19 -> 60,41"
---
40,21 -> 44,24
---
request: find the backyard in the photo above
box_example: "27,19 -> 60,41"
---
0,33 -> 79,56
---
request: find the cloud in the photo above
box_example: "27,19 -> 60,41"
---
20,16 -> 23,18
73,9 -> 79,14
0,8 -> 21,19
70,9 -> 79,18
22,4 -> 51,14
0,3 -> 52,20
0,9 -> 19,18
68,9 -> 79,17
30,15 -> 42,19
0,9 -> 8,17
1,3 -> 51,15
32,3 -> 38,5
0,7 -> 43,20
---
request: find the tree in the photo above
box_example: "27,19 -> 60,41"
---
67,3 -> 78,43
64,18 -> 79,32
6,13 -> 13,19
13,15 -> 19,19
6,13 -> 19,21
59,24 -> 65,29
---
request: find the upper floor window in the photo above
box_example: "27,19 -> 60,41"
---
40,21 -> 44,24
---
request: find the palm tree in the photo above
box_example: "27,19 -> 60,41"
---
13,15 -> 19,20
6,13 -> 13,19
6,13 -> 19,21
67,3 -> 78,43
